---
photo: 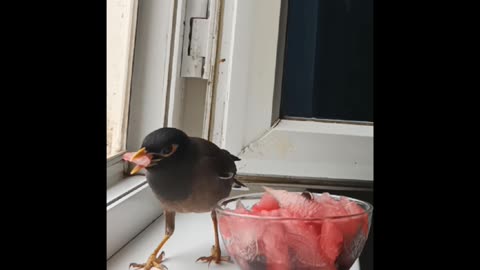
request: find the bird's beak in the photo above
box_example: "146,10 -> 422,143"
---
130,164 -> 144,175
123,147 -> 164,175
128,147 -> 150,175
130,147 -> 147,160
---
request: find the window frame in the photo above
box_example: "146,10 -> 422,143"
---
209,0 -> 373,183
107,0 -> 138,160
107,0 -> 219,259
107,0 -> 180,259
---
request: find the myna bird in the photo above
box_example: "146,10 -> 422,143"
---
123,127 -> 245,270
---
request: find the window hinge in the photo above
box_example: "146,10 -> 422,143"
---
180,0 -> 219,79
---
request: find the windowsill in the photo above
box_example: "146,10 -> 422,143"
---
107,175 -> 163,259
107,175 -> 146,204
106,212 -> 360,270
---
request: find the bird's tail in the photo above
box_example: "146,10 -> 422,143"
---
232,177 -> 247,188
222,149 -> 241,161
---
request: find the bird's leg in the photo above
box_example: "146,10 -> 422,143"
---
196,210 -> 232,265
130,211 -> 176,270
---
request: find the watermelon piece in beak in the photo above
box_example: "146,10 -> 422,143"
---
122,147 -> 152,175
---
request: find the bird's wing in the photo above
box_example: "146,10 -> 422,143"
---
208,149 -> 246,188
190,137 -> 246,188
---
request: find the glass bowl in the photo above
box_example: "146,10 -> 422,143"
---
215,192 -> 373,270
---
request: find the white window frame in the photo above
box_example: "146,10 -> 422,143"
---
107,0 -> 178,259
107,0 -> 223,259
107,0 -> 138,160
209,0 -> 373,183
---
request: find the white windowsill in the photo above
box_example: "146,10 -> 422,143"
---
107,175 -> 147,204
107,176 -> 163,259
107,212 -> 360,270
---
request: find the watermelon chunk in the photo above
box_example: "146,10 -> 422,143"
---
218,188 -> 370,270
218,201 -> 251,239
340,197 -> 370,236
122,151 -> 152,170
264,187 -> 326,218
259,208 -> 291,217
219,201 -> 266,266
319,221 -> 344,264
260,222 -> 289,270
286,221 -> 328,268
252,192 -> 280,212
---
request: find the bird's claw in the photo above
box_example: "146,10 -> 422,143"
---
196,255 -> 232,266
129,251 -> 167,270
196,245 -> 232,266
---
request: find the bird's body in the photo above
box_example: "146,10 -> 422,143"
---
124,128 -> 243,270
147,137 -> 236,213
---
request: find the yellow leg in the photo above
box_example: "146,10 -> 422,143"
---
196,210 -> 232,265
130,211 -> 175,270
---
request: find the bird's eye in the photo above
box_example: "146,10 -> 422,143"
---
160,145 -> 172,155
160,144 -> 178,157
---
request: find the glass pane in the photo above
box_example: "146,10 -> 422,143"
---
281,0 -> 373,122
107,0 -> 137,158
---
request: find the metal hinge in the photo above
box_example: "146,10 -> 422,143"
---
180,0 -> 219,79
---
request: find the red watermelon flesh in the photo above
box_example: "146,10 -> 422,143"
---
280,216 -> 339,268
218,201 -> 256,241
252,192 -> 280,212
319,221 -> 344,264
339,197 -> 370,236
263,187 -> 327,218
261,222 -> 289,270
285,221 -> 330,268
258,208 -> 291,218
314,192 -> 336,204
313,193 -> 350,218
122,152 -> 152,167
219,189 -> 370,270
219,202 -> 265,265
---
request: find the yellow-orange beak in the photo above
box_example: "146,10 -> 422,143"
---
129,147 -> 147,175
130,147 -> 147,161
130,165 -> 143,175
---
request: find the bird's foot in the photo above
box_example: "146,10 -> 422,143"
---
196,245 -> 232,266
130,251 -> 167,270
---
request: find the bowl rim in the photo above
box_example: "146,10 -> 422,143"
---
215,191 -> 373,220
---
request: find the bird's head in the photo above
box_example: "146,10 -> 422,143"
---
123,127 -> 189,175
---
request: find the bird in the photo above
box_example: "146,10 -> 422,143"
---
124,127 -> 245,270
